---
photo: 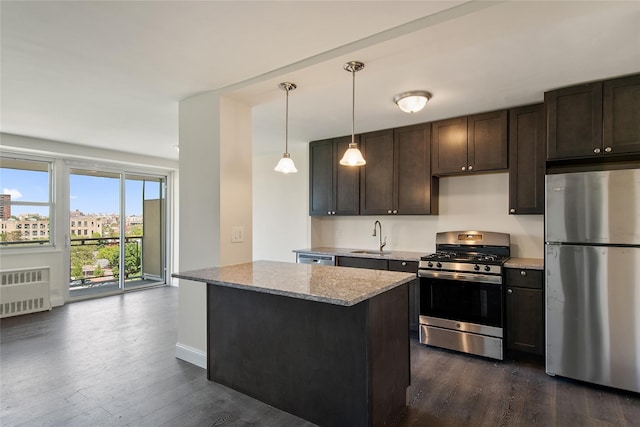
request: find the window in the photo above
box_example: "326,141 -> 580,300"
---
0,157 -> 53,247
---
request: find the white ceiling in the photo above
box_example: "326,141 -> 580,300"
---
2,1 -> 639,161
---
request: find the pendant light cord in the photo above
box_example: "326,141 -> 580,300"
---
285,85 -> 289,154
351,68 -> 355,146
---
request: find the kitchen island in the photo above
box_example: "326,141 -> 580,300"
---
173,260 -> 414,427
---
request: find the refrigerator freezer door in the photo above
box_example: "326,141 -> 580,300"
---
546,244 -> 640,393
546,169 -> 640,245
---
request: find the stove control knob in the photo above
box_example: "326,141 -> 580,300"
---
436,262 -> 442,268
474,265 -> 480,271
427,262 -> 433,268
484,265 -> 491,272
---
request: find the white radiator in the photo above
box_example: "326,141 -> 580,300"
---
0,267 -> 51,318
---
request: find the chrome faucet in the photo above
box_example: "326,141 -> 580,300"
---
372,220 -> 387,252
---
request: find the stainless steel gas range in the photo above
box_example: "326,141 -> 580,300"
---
418,231 -> 510,360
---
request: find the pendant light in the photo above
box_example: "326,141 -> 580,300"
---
274,82 -> 298,174
339,61 -> 366,166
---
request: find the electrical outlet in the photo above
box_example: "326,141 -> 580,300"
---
231,226 -> 244,243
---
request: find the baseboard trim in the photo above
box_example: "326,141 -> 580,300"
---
175,342 -> 207,369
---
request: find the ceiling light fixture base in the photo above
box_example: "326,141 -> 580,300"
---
343,61 -> 365,73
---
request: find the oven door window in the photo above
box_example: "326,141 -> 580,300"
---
420,278 -> 502,327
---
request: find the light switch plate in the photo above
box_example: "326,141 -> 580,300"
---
231,226 -> 244,243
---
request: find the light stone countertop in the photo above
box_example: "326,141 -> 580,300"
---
293,247 -> 426,262
504,257 -> 544,270
172,260 -> 415,306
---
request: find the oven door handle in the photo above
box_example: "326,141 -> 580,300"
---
417,269 -> 502,284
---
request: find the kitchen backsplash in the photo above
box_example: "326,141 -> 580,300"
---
311,173 -> 544,258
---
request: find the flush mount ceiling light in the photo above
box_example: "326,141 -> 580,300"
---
274,82 -> 298,174
339,61 -> 366,167
393,90 -> 431,113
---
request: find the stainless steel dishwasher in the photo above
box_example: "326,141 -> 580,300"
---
296,253 -> 335,266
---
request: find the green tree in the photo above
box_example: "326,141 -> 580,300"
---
128,225 -> 143,236
96,243 -> 140,279
70,245 -> 95,279
94,265 -> 104,277
97,245 -> 119,268
71,265 -> 83,279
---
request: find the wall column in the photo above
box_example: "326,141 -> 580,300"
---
176,92 -> 252,367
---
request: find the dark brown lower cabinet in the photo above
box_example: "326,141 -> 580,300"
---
506,268 -> 544,357
337,256 -> 420,333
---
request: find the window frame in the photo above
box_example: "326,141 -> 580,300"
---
0,154 -> 55,249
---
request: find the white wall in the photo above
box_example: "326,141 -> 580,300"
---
312,173 -> 544,258
252,156 -> 544,260
0,133 -> 178,307
253,140 -> 310,263
176,93 -> 253,368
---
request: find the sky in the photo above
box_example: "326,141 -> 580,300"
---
0,167 -> 161,217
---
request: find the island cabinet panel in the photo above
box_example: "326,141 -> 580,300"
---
468,110 -> 508,172
509,104 -> 545,215
431,116 -> 468,175
360,129 -> 395,215
505,268 -> 544,356
389,260 -> 420,333
432,111 -> 507,176
309,136 -> 360,216
207,283 -> 409,427
603,74 -> 640,154
546,81 -> 603,160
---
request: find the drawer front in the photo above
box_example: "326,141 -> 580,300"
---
336,256 -> 388,270
506,268 -> 543,289
388,260 -> 419,273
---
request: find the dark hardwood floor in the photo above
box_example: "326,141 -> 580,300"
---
1,286 -> 638,426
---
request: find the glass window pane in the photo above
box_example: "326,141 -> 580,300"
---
0,159 -> 50,203
1,157 -> 52,247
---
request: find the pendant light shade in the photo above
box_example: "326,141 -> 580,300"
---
340,61 -> 366,167
274,82 -> 298,174
393,91 -> 431,113
274,153 -> 297,173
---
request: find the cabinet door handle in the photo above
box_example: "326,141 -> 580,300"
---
327,211 -> 332,215
393,210 -> 398,214
468,165 -> 474,171
402,262 -> 407,266
387,210 -> 392,214
510,208 -> 516,214
461,166 -> 466,171
520,270 -> 527,276
507,289 -> 513,295
604,146 -> 612,153
593,148 -> 601,154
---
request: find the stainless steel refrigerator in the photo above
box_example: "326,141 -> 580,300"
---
546,168 -> 640,393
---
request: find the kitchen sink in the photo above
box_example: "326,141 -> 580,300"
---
350,250 -> 393,255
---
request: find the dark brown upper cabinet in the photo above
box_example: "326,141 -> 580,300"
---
546,73 -> 640,161
546,81 -> 603,160
603,74 -> 640,155
432,110 -> 508,176
360,124 -> 438,215
509,104 -> 545,215
309,136 -> 360,216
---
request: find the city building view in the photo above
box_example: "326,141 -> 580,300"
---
1,194 -> 146,290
